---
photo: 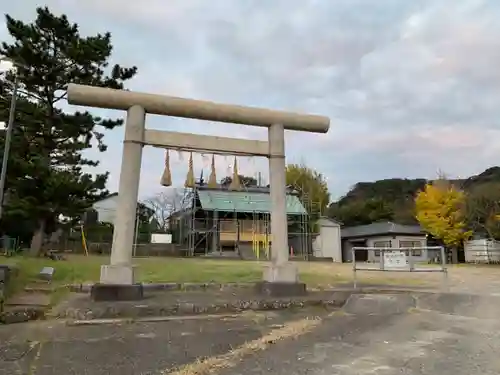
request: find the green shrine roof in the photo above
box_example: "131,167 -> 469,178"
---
196,189 -> 307,215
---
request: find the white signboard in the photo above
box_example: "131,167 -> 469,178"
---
383,251 -> 408,269
151,233 -> 172,244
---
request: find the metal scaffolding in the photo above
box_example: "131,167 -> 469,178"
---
169,180 -> 325,260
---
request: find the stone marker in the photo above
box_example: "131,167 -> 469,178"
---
0,266 -> 12,303
38,267 -> 55,281
0,266 -> 13,315
0,283 -> 4,307
0,265 -> 12,284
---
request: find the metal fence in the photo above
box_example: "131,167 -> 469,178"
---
351,246 -> 448,289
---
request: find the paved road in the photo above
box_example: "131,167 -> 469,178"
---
220,297 -> 500,375
0,309 -> 325,375
1,293 -> 500,374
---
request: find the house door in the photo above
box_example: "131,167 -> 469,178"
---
350,240 -> 368,262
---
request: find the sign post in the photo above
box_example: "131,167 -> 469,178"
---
351,246 -> 448,290
383,251 -> 408,270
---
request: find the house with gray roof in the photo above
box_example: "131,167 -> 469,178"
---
341,222 -> 429,262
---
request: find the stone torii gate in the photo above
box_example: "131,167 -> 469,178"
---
67,84 -> 330,300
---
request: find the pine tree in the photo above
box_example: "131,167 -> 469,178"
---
0,7 -> 137,254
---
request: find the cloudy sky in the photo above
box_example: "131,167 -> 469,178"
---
1,0 -> 500,200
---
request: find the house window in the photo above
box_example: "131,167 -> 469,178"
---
373,241 -> 391,257
399,240 -> 422,256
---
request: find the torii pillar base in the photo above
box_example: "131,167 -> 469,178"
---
91,265 -> 144,301
255,263 -> 307,297
91,283 -> 144,301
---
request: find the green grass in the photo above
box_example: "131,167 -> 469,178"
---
1,255 -> 266,286
1,254 -> 431,304
1,255 -> 347,288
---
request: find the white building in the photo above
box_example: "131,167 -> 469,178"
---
312,217 -> 343,262
92,193 -> 119,225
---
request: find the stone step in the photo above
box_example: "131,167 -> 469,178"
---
24,284 -> 56,294
5,292 -> 51,308
29,278 -> 52,285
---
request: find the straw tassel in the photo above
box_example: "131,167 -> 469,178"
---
184,152 -> 195,188
228,156 -> 241,190
208,154 -> 217,188
160,149 -> 172,187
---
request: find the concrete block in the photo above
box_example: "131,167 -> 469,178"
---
255,281 -> 307,297
90,283 -> 144,301
100,264 -> 135,284
0,265 -> 12,283
258,263 -> 306,297
262,262 -> 299,283
343,294 -> 416,315
38,267 -> 55,281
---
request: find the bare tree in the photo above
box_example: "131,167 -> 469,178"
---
144,188 -> 190,231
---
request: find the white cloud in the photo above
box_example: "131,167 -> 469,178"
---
0,59 -> 14,73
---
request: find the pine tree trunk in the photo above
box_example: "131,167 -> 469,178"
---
29,219 -> 46,257
451,247 -> 459,264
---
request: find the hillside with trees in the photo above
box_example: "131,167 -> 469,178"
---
328,167 -> 500,238
328,167 -> 500,239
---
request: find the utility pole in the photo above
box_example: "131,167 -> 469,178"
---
0,69 -> 19,220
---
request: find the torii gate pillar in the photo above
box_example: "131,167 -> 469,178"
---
67,84 -> 330,300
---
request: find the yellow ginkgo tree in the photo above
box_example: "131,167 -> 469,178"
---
415,179 -> 472,263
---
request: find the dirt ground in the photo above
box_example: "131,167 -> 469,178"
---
302,263 -> 500,294
1,265 -> 500,374
2,291 -> 500,374
215,293 -> 500,375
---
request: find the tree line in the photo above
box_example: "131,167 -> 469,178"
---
328,167 -> 500,259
